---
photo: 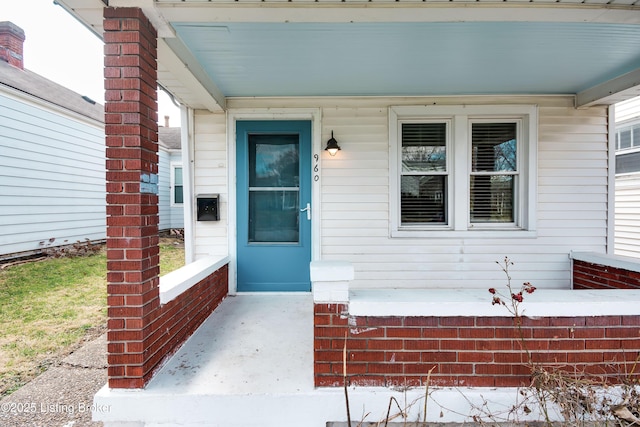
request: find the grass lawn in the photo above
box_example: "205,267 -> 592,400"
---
0,238 -> 185,397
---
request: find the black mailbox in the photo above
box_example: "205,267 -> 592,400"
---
196,194 -> 219,221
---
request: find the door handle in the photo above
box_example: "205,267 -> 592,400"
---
300,203 -> 311,220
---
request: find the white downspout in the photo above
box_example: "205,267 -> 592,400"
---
181,105 -> 196,263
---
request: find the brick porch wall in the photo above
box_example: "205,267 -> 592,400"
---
573,259 -> 640,289
104,7 -> 228,389
314,303 -> 640,388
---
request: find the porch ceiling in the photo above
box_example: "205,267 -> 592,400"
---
58,1 -> 640,109
170,21 -> 640,102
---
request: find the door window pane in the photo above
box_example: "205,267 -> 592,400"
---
248,191 -> 299,243
248,134 -> 300,243
249,135 -> 299,188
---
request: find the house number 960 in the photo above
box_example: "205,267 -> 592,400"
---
313,154 -> 319,181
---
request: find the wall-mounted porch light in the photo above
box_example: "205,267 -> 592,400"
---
325,131 -> 341,156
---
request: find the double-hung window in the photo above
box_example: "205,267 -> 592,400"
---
172,164 -> 184,205
390,105 -> 537,237
400,122 -> 449,226
470,121 -> 518,224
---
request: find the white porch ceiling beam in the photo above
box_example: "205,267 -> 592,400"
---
154,3 -> 640,25
576,68 -> 640,108
158,39 -> 225,112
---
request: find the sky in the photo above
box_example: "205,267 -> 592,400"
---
1,0 -> 181,126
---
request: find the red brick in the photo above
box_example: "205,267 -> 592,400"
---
405,317 -> 438,327
440,339 -> 475,351
622,316 -> 640,326
475,364 -> 513,375
586,339 -> 621,350
368,339 -> 403,351
424,327 -> 457,339
476,339 -> 513,351
475,317 -> 515,327
532,328 -> 570,339
606,327 -> 640,338
573,328 -> 605,339
369,363 -> 404,375
567,352 -> 604,363
403,340 -> 439,351
440,317 -> 474,327
550,317 -> 586,327
549,340 -> 585,351
386,327 -> 421,338
434,363 -> 473,375
587,316 -> 621,327
386,352 -> 420,363
459,327 -> 494,339
457,351 -> 494,363
367,316 -> 402,327
421,351 -> 457,363
349,351 -> 386,363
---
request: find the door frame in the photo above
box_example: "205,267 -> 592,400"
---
227,108 -> 322,294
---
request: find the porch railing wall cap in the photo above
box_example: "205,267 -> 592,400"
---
160,255 -> 230,305
348,288 -> 640,317
570,250 -> 640,274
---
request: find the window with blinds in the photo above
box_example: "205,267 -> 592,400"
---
390,104 -> 536,235
470,122 -> 517,223
400,122 -> 448,225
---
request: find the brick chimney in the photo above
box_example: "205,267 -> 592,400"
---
0,22 -> 26,70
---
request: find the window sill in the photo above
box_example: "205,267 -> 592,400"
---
390,229 -> 537,239
349,288 -> 640,317
159,255 -> 230,305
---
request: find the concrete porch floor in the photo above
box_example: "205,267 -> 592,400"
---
149,293 -> 315,395
93,294 -> 536,427
94,293 -> 350,427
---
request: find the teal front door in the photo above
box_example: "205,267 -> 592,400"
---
236,120 -> 312,292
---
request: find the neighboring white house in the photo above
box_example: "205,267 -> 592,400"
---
614,96 -> 640,258
0,21 -> 105,259
0,21 -> 183,260
158,123 -> 184,231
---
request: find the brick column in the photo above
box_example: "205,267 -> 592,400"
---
104,7 -> 159,389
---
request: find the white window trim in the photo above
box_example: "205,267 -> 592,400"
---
389,104 -> 538,239
170,162 -> 184,206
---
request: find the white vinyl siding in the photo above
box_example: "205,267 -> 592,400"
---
0,92 -> 105,257
193,110 -> 228,260
205,96 -> 609,290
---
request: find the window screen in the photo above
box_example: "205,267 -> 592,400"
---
400,122 -> 447,225
470,123 -> 517,223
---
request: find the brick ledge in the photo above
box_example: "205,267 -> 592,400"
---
159,255 -> 230,304
348,288 -> 640,317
